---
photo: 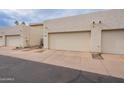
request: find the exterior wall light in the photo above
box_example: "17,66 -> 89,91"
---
93,21 -> 95,24
99,21 -> 102,24
92,21 -> 95,28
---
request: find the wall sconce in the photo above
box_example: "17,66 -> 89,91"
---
92,21 -> 95,28
93,21 -> 95,24
99,21 -> 102,24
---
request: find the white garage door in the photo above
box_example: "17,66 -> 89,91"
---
0,36 -> 3,46
48,31 -> 90,52
6,35 -> 21,47
102,30 -> 124,54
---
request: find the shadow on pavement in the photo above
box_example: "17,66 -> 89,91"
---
0,55 -> 124,83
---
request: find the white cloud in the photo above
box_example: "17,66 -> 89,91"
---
0,9 -> 38,23
0,9 -> 104,26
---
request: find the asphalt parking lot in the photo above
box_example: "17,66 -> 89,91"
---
0,55 -> 124,83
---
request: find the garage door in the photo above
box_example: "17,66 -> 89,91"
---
6,35 -> 21,47
48,31 -> 90,52
0,36 -> 3,46
102,30 -> 124,54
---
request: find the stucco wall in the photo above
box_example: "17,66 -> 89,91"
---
44,10 -> 124,32
0,25 -> 24,47
0,25 -> 22,35
43,9 -> 124,53
20,25 -> 43,47
0,25 -> 43,48
29,26 -> 43,47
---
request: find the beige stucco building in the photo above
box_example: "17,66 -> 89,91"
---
0,9 -> 124,55
0,23 -> 43,48
43,9 -> 124,54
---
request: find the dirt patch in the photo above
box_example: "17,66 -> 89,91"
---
92,53 -> 103,60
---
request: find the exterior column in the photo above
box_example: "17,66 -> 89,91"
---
18,25 -> 26,48
91,22 -> 102,53
43,26 -> 48,48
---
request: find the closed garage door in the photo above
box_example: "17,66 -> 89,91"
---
48,31 -> 90,52
102,30 -> 124,54
6,35 -> 21,47
0,36 -> 3,46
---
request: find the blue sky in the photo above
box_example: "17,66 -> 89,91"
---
0,9 -> 104,27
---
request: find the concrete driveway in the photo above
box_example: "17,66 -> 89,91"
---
0,47 -> 124,82
0,55 -> 124,83
0,55 -> 80,83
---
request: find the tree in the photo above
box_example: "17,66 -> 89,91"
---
14,20 -> 19,25
22,21 -> 26,25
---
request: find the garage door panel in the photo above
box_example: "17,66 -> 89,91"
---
102,30 -> 124,54
0,36 -> 3,46
6,35 -> 21,47
48,32 -> 90,52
